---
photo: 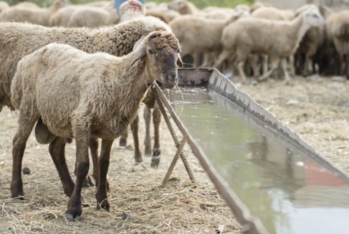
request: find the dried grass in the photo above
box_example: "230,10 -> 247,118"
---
0,104 -> 240,234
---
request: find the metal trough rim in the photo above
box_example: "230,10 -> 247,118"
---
157,67 -> 349,234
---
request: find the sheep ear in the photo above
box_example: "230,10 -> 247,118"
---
131,36 -> 147,66
177,54 -> 183,68
131,45 -> 146,66
133,35 -> 147,51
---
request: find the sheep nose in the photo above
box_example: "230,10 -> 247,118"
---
167,73 -> 178,83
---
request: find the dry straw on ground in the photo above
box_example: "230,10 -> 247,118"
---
1,75 -> 349,233
0,102 -> 240,234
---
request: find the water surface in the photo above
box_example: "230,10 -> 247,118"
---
169,88 -> 349,234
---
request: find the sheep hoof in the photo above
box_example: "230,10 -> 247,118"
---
97,200 -> 110,211
65,206 -> 82,221
151,155 -> 160,168
82,176 -> 94,188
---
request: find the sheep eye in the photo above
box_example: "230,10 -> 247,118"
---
148,49 -> 155,55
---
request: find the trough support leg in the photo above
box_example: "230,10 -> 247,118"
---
162,139 -> 187,187
152,85 -> 195,183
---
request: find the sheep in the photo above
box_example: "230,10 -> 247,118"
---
0,1 -> 9,14
169,12 -> 245,67
213,8 -> 325,84
11,1 -> 40,9
10,30 -> 182,220
0,0 -> 69,26
114,0 -> 170,168
167,0 -> 199,15
294,4 -> 332,77
250,6 -> 295,78
251,6 -> 295,21
325,10 -> 349,78
67,7 -> 111,27
119,0 -> 146,22
0,16 -> 172,195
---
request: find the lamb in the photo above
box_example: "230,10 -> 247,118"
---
0,16 -> 172,194
213,8 -> 325,83
0,0 -> 69,26
11,31 -> 182,220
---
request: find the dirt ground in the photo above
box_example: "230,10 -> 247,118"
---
1,74 -> 349,234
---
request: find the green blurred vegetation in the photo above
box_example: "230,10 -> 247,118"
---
4,0 -> 254,8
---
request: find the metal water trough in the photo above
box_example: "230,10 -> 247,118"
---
154,68 -> 349,234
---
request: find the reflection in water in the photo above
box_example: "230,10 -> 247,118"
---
169,88 -> 349,234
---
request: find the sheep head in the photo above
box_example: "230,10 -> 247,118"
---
168,0 -> 189,15
132,31 -> 182,89
120,0 -> 146,22
302,8 -> 325,28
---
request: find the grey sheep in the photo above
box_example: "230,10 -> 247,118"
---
11,31 -> 182,220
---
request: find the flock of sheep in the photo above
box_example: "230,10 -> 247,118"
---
0,0 -> 349,222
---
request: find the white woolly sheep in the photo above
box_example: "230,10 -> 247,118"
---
0,16 -> 172,198
0,0 -> 69,26
250,6 -> 295,77
169,12 -> 245,67
214,8 -> 325,83
11,30 -> 182,220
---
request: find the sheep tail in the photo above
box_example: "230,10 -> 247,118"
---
10,71 -> 23,110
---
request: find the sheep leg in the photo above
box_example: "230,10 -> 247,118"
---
262,55 -> 268,76
213,50 -> 230,71
130,115 -> 142,163
143,105 -> 152,156
237,61 -> 248,84
11,114 -> 38,198
95,139 -> 113,211
151,104 -> 161,168
259,56 -> 279,81
89,137 -> 98,187
250,55 -> 260,77
65,128 -> 90,221
281,58 -> 292,84
49,137 -> 75,197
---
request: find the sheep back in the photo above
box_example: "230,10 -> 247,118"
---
0,16 -> 171,111
12,43 -> 141,138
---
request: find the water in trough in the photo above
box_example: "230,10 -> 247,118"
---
168,87 -> 349,234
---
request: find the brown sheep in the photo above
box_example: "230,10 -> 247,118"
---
0,16 -> 172,197
11,31 -> 182,220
